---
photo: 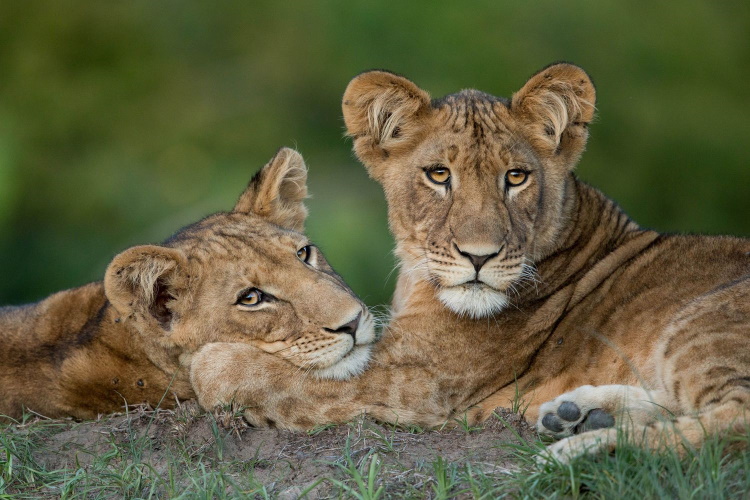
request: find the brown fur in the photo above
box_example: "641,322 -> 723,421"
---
0,148 -> 375,420
191,65 -> 749,459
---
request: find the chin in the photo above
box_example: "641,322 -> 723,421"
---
438,284 -> 509,319
313,344 -> 373,380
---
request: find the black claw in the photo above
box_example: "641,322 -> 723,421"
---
557,401 -> 581,421
576,408 -> 615,433
542,413 -> 564,433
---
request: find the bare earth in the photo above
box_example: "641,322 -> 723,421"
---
5,402 -> 535,498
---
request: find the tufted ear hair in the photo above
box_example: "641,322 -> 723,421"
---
342,70 -> 432,179
233,147 -> 309,232
104,245 -> 188,330
511,63 -> 596,170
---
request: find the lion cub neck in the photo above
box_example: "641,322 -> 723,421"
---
0,282 -> 193,420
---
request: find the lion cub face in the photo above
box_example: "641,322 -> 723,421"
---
342,64 -> 596,318
104,148 -> 376,379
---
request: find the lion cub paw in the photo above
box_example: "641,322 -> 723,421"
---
538,386 -> 615,439
537,384 -> 654,439
536,428 -> 618,465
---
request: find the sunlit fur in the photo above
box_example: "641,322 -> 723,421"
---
438,285 -> 509,319
191,63 -> 750,466
0,148 -> 375,419
159,212 -> 377,376
336,67 -> 596,319
278,309 -> 377,379
315,343 -> 374,380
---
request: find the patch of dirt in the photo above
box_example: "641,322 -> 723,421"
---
10,402 -> 535,497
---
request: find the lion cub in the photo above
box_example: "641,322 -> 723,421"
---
0,148 -> 376,420
191,65 -> 749,463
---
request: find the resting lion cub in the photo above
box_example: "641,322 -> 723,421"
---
0,148 -> 376,420
192,64 -> 749,462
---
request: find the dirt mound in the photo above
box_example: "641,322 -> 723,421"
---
6,402 -> 534,497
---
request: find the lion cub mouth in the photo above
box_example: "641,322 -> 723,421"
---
314,312 -> 377,380
314,343 -> 375,380
438,281 -> 510,319
252,311 -> 378,380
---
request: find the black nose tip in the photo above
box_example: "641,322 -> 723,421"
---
325,312 -> 361,341
455,245 -> 501,272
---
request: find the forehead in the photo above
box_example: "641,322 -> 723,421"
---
424,90 -> 529,167
165,213 -> 302,264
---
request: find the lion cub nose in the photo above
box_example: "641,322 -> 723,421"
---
325,312 -> 361,341
455,245 -> 501,272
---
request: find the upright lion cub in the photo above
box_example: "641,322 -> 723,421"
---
192,64 -> 749,463
0,148 -> 376,420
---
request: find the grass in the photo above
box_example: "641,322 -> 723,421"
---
510,374 -> 531,418
0,406 -> 272,499
325,439 -> 385,500
452,413 -> 485,434
502,433 -> 750,499
1,406 -> 749,499
430,457 -> 460,499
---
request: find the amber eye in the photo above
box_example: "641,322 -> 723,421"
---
425,166 -> 451,185
237,288 -> 263,307
297,245 -> 311,263
505,169 -> 528,187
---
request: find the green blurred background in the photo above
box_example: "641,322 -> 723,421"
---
0,1 -> 748,307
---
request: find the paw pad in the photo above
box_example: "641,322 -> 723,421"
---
576,408 -> 614,433
557,401 -> 581,421
541,413 -> 564,433
539,400 -> 615,438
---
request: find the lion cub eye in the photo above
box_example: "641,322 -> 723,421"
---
505,169 -> 529,187
237,288 -> 264,307
297,245 -> 311,263
425,165 -> 451,185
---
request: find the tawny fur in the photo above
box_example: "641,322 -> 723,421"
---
191,64 -> 749,459
0,148 -> 375,420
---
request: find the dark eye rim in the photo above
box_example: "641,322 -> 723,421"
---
235,287 -> 266,307
423,164 -> 451,185
297,244 -> 313,264
505,169 -> 530,187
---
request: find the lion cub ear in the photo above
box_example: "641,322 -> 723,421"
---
511,63 -> 596,169
342,71 -> 431,178
233,147 -> 309,232
104,245 -> 188,330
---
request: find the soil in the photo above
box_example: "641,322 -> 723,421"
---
9,402 -> 536,498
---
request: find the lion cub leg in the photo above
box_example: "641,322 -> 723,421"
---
539,397 -> 750,464
536,384 -> 668,439
540,278 -> 750,463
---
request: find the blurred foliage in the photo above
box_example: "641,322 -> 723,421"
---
0,0 -> 748,306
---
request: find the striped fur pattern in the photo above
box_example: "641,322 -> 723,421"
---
0,148 -> 375,420
190,65 -> 749,462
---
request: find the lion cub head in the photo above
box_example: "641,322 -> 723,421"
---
103,148 -> 376,379
342,63 -> 596,318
